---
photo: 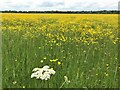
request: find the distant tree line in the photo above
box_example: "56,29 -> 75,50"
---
1,10 -> 119,14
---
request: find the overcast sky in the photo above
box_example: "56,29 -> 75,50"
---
0,0 -> 119,11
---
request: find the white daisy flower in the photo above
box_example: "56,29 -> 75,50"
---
31,65 -> 55,80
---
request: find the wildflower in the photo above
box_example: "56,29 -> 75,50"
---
118,67 -> 120,69
83,50 -> 86,53
113,41 -> 116,44
105,74 -> 108,76
40,60 -> 44,63
31,65 -> 55,80
104,72 -> 109,76
43,57 -> 47,60
106,64 -> 109,67
96,74 -> 98,76
58,61 -> 61,65
23,86 -> 25,88
38,47 -> 41,49
50,59 -> 58,62
12,81 -> 17,85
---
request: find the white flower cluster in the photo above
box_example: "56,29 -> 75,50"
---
31,65 -> 56,80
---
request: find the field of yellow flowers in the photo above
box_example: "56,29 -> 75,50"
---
1,13 -> 119,88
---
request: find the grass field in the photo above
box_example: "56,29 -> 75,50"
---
1,13 -> 119,88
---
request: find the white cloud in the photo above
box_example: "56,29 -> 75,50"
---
0,0 -> 119,11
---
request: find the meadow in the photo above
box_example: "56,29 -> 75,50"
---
1,13 -> 119,88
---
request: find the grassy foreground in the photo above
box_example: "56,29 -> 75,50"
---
1,13 -> 119,88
